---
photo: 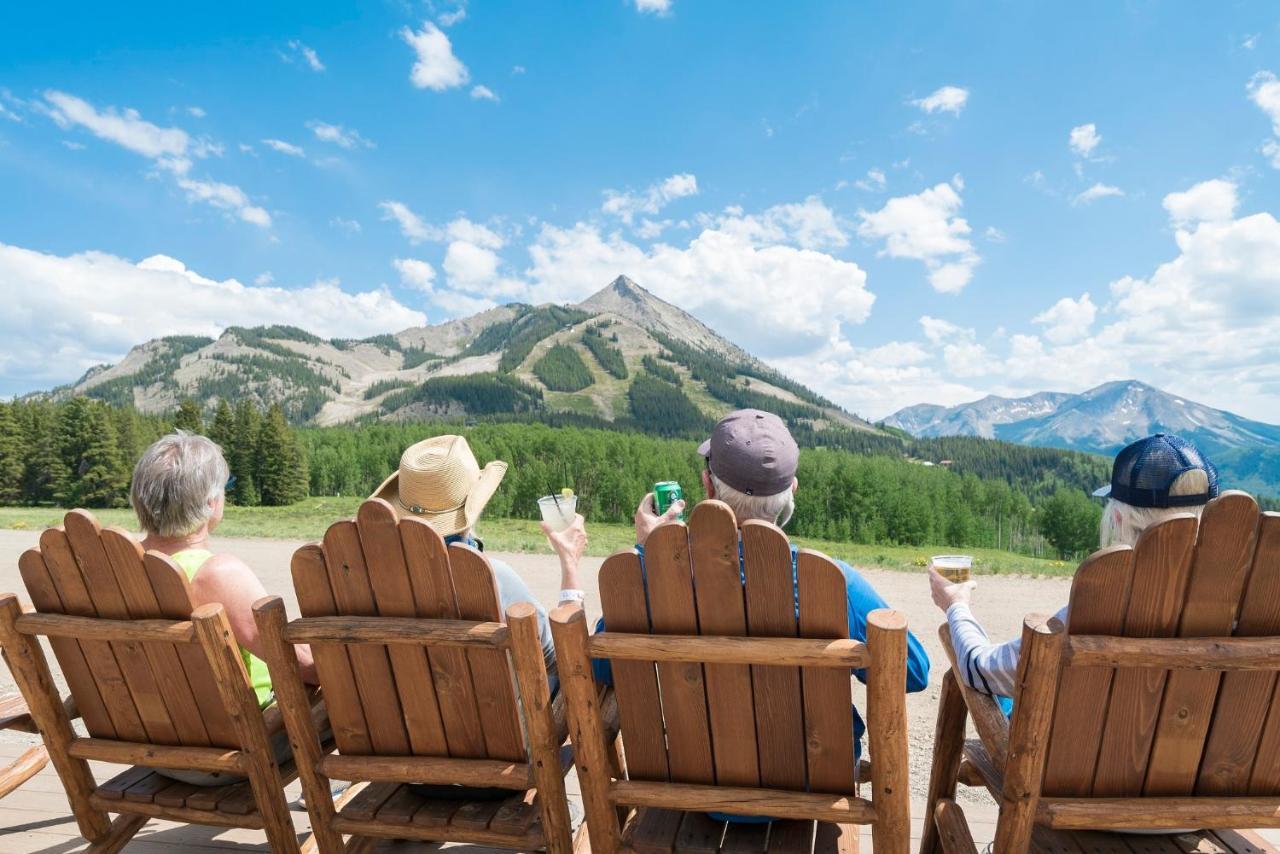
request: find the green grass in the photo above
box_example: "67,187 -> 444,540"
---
0,500 -> 1074,577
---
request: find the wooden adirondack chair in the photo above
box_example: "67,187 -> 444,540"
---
921,491 -> 1280,853
0,510 -> 306,852
251,497 -> 579,853
550,500 -> 911,854
0,693 -> 51,799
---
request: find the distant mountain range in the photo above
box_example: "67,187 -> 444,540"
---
45,275 -> 879,437
886,380 -> 1280,496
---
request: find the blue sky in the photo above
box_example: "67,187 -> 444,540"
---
3,1 -> 1280,422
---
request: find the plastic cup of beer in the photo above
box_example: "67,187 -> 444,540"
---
537,491 -> 577,533
932,554 -> 973,584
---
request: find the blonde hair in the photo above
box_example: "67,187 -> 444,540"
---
1098,468 -> 1210,548
709,472 -> 795,529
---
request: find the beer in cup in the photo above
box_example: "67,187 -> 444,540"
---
932,554 -> 973,584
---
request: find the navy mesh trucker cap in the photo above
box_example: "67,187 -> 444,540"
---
1091,433 -> 1219,508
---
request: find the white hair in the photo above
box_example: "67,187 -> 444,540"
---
130,432 -> 229,537
1098,468 -> 1210,548
709,472 -> 795,528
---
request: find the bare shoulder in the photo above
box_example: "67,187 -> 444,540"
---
193,552 -> 256,582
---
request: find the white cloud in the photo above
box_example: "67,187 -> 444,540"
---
401,22 -> 470,91
984,226 -> 1006,242
187,106 -> 206,118
708,196 -> 847,251
175,177 -> 272,227
380,200 -> 434,243
1069,123 -> 1101,157
470,85 -> 499,102
1162,179 -> 1238,226
393,258 -> 437,291
254,272 -> 274,286
1248,71 -> 1280,169
911,86 -> 969,115
330,217 -> 362,234
1033,293 -> 1097,343
285,40 -> 325,72
62,140 -> 86,151
602,173 -> 699,224
1244,33 -> 1260,50
635,218 -> 670,239
0,243 -> 425,392
512,65 -> 526,75
438,3 -> 467,26
857,180 -> 979,293
41,90 -> 268,228
306,120 -> 373,149
1073,182 -> 1124,205
855,168 -> 887,192
634,0 -> 673,15
262,138 -> 305,157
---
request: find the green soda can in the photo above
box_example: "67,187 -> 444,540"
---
653,481 -> 685,520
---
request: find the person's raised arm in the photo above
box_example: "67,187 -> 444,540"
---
542,514 -> 589,608
929,567 -> 1018,699
190,553 -> 319,684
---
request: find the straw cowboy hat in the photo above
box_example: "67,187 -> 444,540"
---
371,435 -> 507,536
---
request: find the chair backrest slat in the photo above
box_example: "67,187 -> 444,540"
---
400,518 -> 486,758
689,501 -> 759,788
356,502 -> 448,757
742,520 -> 806,791
1041,493 -> 1280,805
1090,515 -> 1198,796
1200,512 -> 1280,793
796,550 -> 856,796
598,549 -> 670,781
300,498 -> 525,762
1145,494 -> 1260,795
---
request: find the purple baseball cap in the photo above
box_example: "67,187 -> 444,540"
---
697,409 -> 799,497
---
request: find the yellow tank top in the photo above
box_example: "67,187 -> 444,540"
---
170,549 -> 274,708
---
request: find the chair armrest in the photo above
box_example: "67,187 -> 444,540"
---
937,623 -> 1010,767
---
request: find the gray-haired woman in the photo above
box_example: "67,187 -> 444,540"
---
131,432 -> 317,783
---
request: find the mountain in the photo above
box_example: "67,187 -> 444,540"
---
46,275 -> 882,439
885,380 -> 1280,495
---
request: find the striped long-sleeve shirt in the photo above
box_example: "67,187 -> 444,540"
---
945,602 -> 1069,702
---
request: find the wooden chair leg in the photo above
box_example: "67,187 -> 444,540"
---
0,595 -> 111,841
194,603 -> 300,854
867,610 -> 911,854
0,745 -> 48,798
255,596 -> 345,854
551,605 -> 622,854
509,603 -> 576,854
933,799 -> 978,854
84,813 -> 148,854
921,670 -> 967,854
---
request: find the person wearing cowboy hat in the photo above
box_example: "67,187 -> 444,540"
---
372,434 -> 590,676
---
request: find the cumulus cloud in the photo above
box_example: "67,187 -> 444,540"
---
911,86 -> 969,115
306,120 -> 373,149
1073,182 -> 1124,205
187,106 -> 206,118
602,173 -> 699,224
1069,123 -> 1101,158
393,258 -> 437,291
401,22 -> 470,91
380,201 -> 434,243
634,0 -> 673,15
1163,179 -> 1238,226
470,85 -> 499,102
1033,293 -> 1097,343
262,138 -> 304,157
330,217 -> 362,234
41,90 -> 269,228
438,3 -> 467,27
1248,71 -> 1280,168
856,180 -> 979,293
854,168 -> 887,192
0,242 -> 425,393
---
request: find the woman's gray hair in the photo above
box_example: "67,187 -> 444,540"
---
709,471 -> 795,529
130,432 -> 229,538
1098,468 -> 1210,548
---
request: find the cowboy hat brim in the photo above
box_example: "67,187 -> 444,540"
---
371,460 -> 508,536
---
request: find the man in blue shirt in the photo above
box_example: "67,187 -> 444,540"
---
594,409 -> 931,770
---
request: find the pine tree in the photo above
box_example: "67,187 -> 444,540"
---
209,399 -> 235,451
255,404 -> 308,505
56,398 -> 128,508
21,402 -> 69,504
174,399 -> 204,434
0,404 -> 27,503
229,401 -> 261,506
